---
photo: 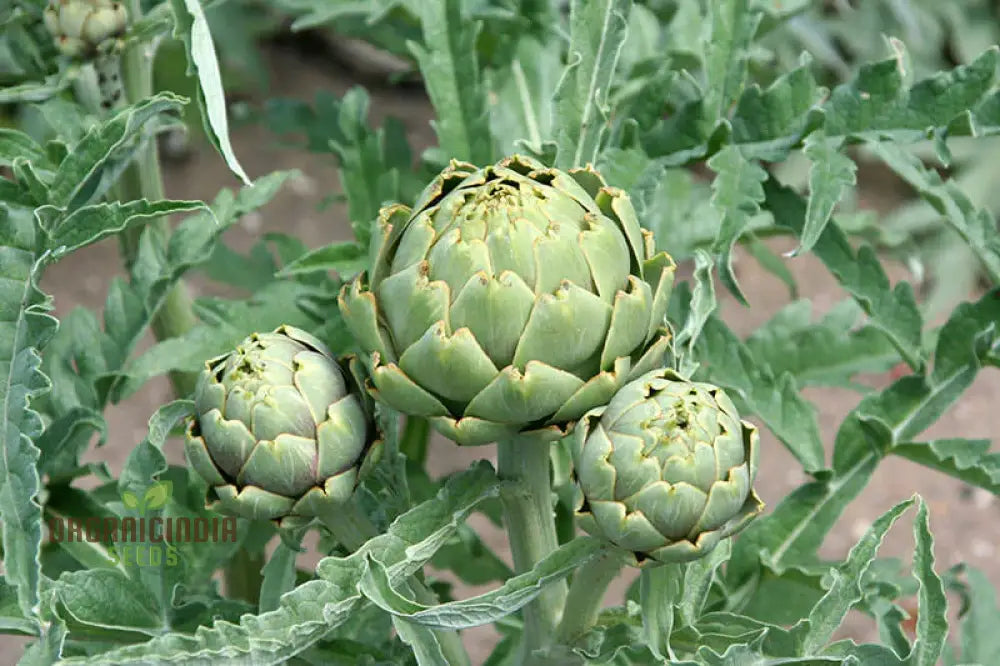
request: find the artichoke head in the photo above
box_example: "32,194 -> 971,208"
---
43,0 -> 127,58
185,326 -> 381,526
572,368 -> 763,564
339,155 -> 675,446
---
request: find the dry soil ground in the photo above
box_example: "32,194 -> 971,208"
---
3,44 -> 999,664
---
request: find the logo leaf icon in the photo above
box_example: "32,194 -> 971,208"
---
143,481 -> 172,512
122,491 -> 139,510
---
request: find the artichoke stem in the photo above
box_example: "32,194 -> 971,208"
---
554,548 -> 623,645
400,416 -> 431,465
497,437 -> 567,662
110,0 -> 198,398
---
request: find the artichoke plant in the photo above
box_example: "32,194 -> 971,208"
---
184,325 -> 381,526
43,0 -> 128,58
572,368 -> 763,564
339,155 -> 676,446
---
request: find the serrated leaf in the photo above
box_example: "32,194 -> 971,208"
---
870,141 -> 1000,285
703,0 -> 762,120
359,538 -> 605,630
40,199 -> 208,255
892,439 -> 1000,495
799,497 -> 915,653
112,281 -> 321,401
68,462 -> 499,665
48,93 -> 186,211
0,209 -> 53,630
694,315 -> 825,473
0,73 -> 71,104
729,59 -> 824,161
640,562 -> 682,660
796,133 -> 856,255
675,249 -> 716,376
954,566 -> 1000,664
745,300 -> 900,389
553,0 -> 630,168
487,38 -> 560,156
276,241 -> 366,279
744,234 -> 798,299
707,145 -> 767,304
728,455 -> 877,583
168,0 -> 250,184
909,500 -> 948,666
54,569 -> 165,636
824,47 -> 1000,141
836,288 -> 1000,472
764,177 -> 925,372
408,0 -> 493,165
0,129 -> 48,167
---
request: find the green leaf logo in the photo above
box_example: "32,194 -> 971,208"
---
122,491 -> 140,511
144,481 -> 172,512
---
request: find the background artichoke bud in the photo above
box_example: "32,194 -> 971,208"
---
43,0 -> 128,58
185,326 -> 382,527
339,154 -> 676,446
572,368 -> 763,564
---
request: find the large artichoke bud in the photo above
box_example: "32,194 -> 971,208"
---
43,0 -> 128,58
339,155 -> 675,446
184,326 -> 381,526
572,369 -> 763,564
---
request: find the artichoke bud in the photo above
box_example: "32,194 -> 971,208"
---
572,368 -> 763,565
185,326 -> 382,527
339,154 -> 676,446
43,0 -> 128,58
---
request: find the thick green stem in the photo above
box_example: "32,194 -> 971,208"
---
116,0 -> 198,397
400,416 -> 430,465
497,437 -> 566,663
224,547 -> 265,605
318,501 -> 471,666
554,550 -> 623,644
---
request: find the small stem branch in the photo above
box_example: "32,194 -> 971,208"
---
497,437 -> 566,663
318,500 -> 471,666
114,0 -> 198,397
555,549 -> 623,644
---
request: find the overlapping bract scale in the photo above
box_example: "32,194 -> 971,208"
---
339,155 -> 676,445
572,368 -> 763,564
184,325 -> 381,526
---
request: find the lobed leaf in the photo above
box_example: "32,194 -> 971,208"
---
707,145 -> 768,304
746,300 -> 900,390
908,501 -> 948,666
796,133 -> 857,256
694,315 -> 825,473
408,0 -> 493,165
0,205 -> 54,630
798,497 -> 915,654
764,177 -> 925,372
870,142 -> 1000,285
553,0 -> 630,169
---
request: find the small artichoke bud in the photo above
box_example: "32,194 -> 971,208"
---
184,326 -> 382,527
339,154 -> 676,446
43,0 -> 128,57
572,368 -> 763,565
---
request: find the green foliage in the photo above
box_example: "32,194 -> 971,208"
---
1,0 -> 1000,664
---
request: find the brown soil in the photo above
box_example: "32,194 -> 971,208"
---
4,44 -> 998,664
